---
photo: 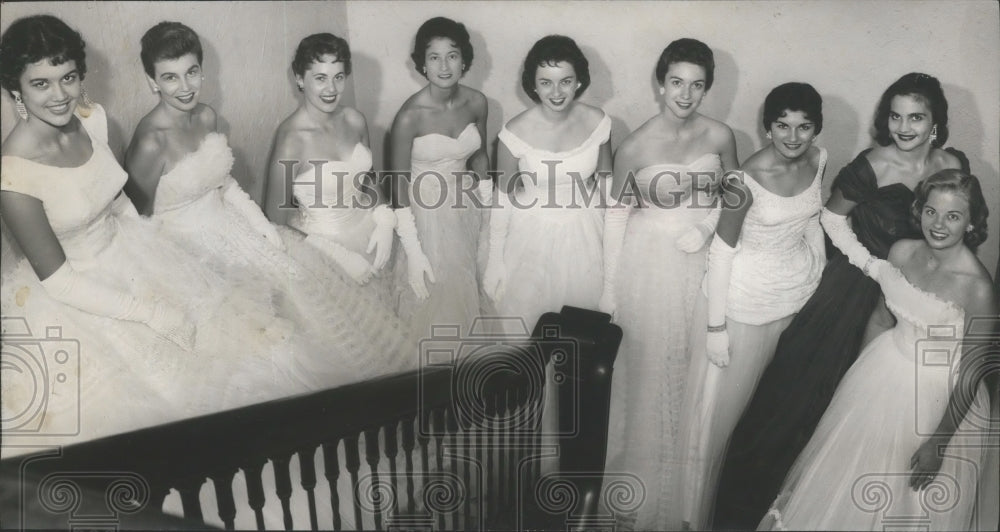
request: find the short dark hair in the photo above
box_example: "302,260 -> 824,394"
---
292,33 -> 352,78
520,35 -> 590,103
874,72 -> 949,148
0,15 -> 87,95
140,21 -> 203,78
912,169 -> 989,250
762,82 -> 824,134
655,38 -> 714,90
410,17 -> 473,76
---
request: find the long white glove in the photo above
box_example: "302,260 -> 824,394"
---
705,236 -> 738,367
222,178 -> 284,250
676,207 -> 721,253
598,199 -> 632,317
41,262 -> 195,350
394,206 -> 435,299
305,234 -> 374,285
482,191 -> 512,302
366,204 -> 395,271
820,208 -> 881,280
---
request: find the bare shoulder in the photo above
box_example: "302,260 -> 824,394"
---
931,147 -> 962,170
193,103 -> 218,131
391,98 -> 423,133
341,106 -> 368,133
956,251 -> 997,313
887,238 -> 921,266
574,102 -> 606,128
128,119 -> 166,159
699,114 -> 735,142
460,85 -> 487,110
1,126 -> 40,159
504,107 -> 536,136
271,115 -> 306,160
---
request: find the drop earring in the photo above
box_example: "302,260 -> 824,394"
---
766,131 -> 772,140
13,92 -> 28,120
80,85 -> 94,107
930,124 -> 938,144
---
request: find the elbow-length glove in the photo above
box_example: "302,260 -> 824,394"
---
598,199 -> 632,317
395,206 -> 435,299
366,204 -> 396,271
222,178 -> 284,250
705,236 -> 739,367
305,234 -> 375,285
482,191 -> 512,302
41,262 -> 195,349
820,208 -> 884,281
804,212 -> 827,266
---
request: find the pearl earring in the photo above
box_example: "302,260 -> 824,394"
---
766,131 -> 772,140
658,87 -> 665,96
13,92 -> 28,120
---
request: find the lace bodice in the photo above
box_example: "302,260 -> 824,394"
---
292,143 -> 374,233
153,132 -> 234,214
499,114 -> 611,207
0,105 -> 123,266
725,148 -> 827,323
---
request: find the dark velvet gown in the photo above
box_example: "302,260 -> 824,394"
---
711,148 -> 970,530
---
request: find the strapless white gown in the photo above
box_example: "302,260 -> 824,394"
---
604,153 -> 722,531
393,123 -> 485,343
151,133 -> 413,393
760,262 -> 997,531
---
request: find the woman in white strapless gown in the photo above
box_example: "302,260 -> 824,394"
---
483,35 -> 612,334
761,170 -> 998,531
599,39 -> 739,531
389,17 -> 491,343
678,83 -> 828,529
126,23 -> 410,396
0,15 -> 284,455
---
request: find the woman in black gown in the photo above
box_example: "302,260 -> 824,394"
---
712,72 -> 970,529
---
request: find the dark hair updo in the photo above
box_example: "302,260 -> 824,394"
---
410,17 -> 473,76
292,33 -> 352,78
762,82 -> 824,134
140,21 -> 203,78
874,72 -> 949,148
654,38 -> 714,90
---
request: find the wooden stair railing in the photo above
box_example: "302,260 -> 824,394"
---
1,306 -> 622,530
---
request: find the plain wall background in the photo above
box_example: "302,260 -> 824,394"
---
2,1 -> 998,273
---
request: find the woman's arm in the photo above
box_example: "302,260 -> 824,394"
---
704,175 -> 752,366
482,139 -> 519,301
123,132 -> 164,216
263,126 -> 298,225
389,109 -> 417,208
0,190 -> 193,347
598,140 -> 635,316
717,124 -> 739,174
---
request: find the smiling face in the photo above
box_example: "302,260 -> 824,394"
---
920,188 -> 972,250
888,94 -> 933,152
149,52 -> 202,113
424,37 -> 463,88
661,61 -> 707,119
297,54 -> 347,114
16,58 -> 82,127
768,109 -> 817,160
534,61 -> 578,113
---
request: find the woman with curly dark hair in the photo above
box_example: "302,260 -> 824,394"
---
714,72 -> 970,529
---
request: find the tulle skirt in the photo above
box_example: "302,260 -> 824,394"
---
678,293 -> 794,529
759,329 -> 997,531
1,214 -> 289,457
494,203 -> 603,334
604,207 -> 709,531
